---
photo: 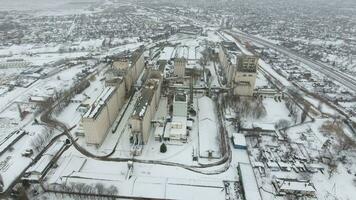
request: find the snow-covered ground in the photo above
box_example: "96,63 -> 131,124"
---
0,4 -> 355,199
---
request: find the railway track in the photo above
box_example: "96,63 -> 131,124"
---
224,30 -> 356,93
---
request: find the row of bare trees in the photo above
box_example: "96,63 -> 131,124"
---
231,96 -> 267,119
30,127 -> 54,153
43,182 -> 118,199
319,120 -> 356,152
319,120 -> 356,179
285,98 -> 299,123
53,80 -> 90,115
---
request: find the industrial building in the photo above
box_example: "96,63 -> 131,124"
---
233,55 -> 258,96
198,96 -> 220,158
219,41 -> 241,85
82,83 -> 126,145
165,92 -> 188,141
82,47 -> 145,145
231,133 -> 247,149
130,70 -> 163,145
272,178 -> 316,196
173,57 -> 187,78
112,47 -> 145,95
219,42 -> 258,96
173,92 -> 188,117
238,163 -> 263,200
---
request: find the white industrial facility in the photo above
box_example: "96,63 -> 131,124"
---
165,92 -> 188,141
219,41 -> 258,96
130,70 -> 163,145
82,47 -> 145,145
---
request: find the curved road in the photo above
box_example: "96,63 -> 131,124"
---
224,30 -> 356,93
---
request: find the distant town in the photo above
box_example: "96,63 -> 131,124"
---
0,0 -> 355,200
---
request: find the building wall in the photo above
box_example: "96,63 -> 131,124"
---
124,74 -> 133,95
130,118 -> 142,134
226,62 -> 235,85
218,45 -> 235,85
116,80 -> 126,109
124,53 -> 144,95
107,92 -> 118,124
83,82 -> 127,145
83,49 -> 145,145
233,85 -> 254,96
218,46 -> 228,70
238,56 -> 258,71
219,43 -> 258,96
154,80 -> 162,107
132,81 -> 161,144
83,106 -> 110,144
174,59 -> 186,78
135,54 -> 145,80
233,72 -> 257,96
173,101 -> 187,117
130,70 -> 162,145
131,54 -> 145,82
142,103 -> 153,144
234,72 -> 257,88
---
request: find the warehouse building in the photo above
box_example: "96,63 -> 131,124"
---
233,55 -> 258,96
164,92 -> 188,141
219,41 -> 258,96
198,96 -> 220,158
112,47 -> 145,95
82,82 -> 126,145
272,178 -> 316,197
219,41 -> 241,85
82,47 -> 146,145
238,163 -> 263,200
232,133 -> 247,149
173,57 -> 187,78
130,70 -> 162,145
173,92 -> 188,117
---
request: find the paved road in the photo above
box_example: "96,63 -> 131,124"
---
224,30 -> 356,93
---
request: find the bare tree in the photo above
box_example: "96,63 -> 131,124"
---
95,183 -> 105,195
327,162 -> 337,179
107,185 -> 118,196
275,119 -> 291,129
301,103 -> 310,123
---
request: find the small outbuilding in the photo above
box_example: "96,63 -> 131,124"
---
232,133 -> 247,149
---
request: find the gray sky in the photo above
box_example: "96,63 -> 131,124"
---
0,0 -> 101,11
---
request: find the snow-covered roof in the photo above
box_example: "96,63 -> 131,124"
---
29,96 -> 49,102
274,178 -> 316,193
83,86 -> 116,119
48,155 -> 87,184
238,163 -> 263,200
169,116 -> 187,139
198,96 -> 217,123
159,46 -> 175,61
232,133 -> 247,147
198,96 -> 220,157
132,78 -> 160,118
27,141 -> 64,175
28,154 -> 52,175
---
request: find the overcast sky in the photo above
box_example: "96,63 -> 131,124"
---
0,0 -> 101,11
